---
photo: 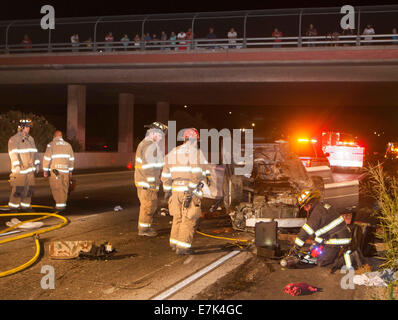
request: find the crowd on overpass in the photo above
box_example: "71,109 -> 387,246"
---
17,23 -> 398,53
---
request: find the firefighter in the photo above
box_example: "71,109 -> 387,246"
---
43,130 -> 75,212
135,122 -> 168,237
8,119 -> 40,212
161,128 -> 210,255
289,189 -> 353,268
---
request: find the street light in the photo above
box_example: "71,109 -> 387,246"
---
251,123 -> 255,127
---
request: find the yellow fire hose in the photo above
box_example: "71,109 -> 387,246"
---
196,230 -> 254,249
0,205 -> 68,278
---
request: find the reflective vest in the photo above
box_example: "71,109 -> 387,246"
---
43,137 -> 75,174
8,132 -> 39,174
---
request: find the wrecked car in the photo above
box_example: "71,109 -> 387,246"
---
202,140 -> 359,232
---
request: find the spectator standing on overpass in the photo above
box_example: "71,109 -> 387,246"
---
160,31 -> 168,50
169,32 -> 177,50
134,122 -> 168,237
22,34 -> 32,50
105,32 -> 114,51
206,27 -> 217,49
70,33 -> 80,52
134,34 -> 141,50
392,28 -> 398,45
177,30 -> 187,50
121,34 -> 130,50
272,28 -> 283,48
341,27 -> 354,46
306,24 -> 318,47
43,131 -> 74,212
186,28 -> 193,50
84,37 -> 93,49
362,25 -> 375,44
228,27 -> 237,49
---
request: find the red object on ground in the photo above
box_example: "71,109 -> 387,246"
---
284,283 -> 319,296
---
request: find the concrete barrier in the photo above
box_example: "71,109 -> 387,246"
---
0,152 -> 134,175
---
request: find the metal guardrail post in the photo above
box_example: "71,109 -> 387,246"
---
298,9 -> 303,47
356,8 -> 361,46
191,13 -> 199,50
243,12 -> 249,48
94,17 -> 103,52
141,15 -> 150,51
5,21 -> 15,54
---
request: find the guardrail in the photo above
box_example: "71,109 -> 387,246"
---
1,34 -> 398,54
0,5 -> 397,55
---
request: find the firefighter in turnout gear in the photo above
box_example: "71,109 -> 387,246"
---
43,131 -> 75,211
135,122 -> 168,237
290,189 -> 354,268
8,119 -> 40,211
161,128 -> 210,255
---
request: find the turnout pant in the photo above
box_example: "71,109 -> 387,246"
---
9,172 -> 35,209
137,188 -> 158,228
317,245 -> 341,267
50,172 -> 69,210
169,192 -> 202,249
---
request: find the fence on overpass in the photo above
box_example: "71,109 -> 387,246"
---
0,5 -> 398,54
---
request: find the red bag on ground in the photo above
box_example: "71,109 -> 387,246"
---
284,283 -> 319,296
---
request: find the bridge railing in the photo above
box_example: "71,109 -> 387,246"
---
0,5 -> 398,55
1,34 -> 398,54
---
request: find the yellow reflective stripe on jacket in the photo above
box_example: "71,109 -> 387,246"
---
302,224 -> 315,235
315,237 -> 324,243
314,216 -> 344,237
163,185 -> 172,191
324,238 -> 351,245
9,148 -> 38,154
295,237 -> 304,247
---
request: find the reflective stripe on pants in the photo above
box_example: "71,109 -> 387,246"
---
168,192 -> 201,249
50,173 -> 69,210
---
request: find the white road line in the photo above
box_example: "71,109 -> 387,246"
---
151,250 -> 241,300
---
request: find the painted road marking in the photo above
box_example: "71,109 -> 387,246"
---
151,250 -> 241,300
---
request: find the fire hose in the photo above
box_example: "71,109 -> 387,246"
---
0,205 -> 68,278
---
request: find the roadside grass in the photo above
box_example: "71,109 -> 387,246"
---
366,165 -> 398,299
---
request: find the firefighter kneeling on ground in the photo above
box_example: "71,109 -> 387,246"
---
288,189 -> 354,269
8,119 -> 40,212
134,122 -> 168,237
43,130 -> 75,212
161,128 -> 210,255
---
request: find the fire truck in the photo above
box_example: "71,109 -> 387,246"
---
321,131 -> 365,170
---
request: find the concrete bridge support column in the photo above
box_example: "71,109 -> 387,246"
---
67,84 -> 86,151
118,93 -> 135,153
156,101 -> 170,125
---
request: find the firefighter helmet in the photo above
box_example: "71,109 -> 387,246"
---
144,122 -> 168,134
297,189 -> 321,209
18,119 -> 33,129
183,128 -> 199,140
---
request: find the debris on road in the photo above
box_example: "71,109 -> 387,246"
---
114,205 -> 123,212
353,269 -> 398,287
6,218 -> 44,229
284,282 -> 319,296
49,240 -> 95,259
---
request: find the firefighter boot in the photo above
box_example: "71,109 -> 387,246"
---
138,227 -> 158,237
176,247 -> 194,255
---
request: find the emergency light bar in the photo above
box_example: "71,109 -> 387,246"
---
298,138 -> 317,143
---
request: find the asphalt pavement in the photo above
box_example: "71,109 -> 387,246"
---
0,170 -> 374,300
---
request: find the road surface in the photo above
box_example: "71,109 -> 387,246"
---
0,170 -> 374,300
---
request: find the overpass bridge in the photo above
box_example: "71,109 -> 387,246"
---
1,5 -> 398,152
